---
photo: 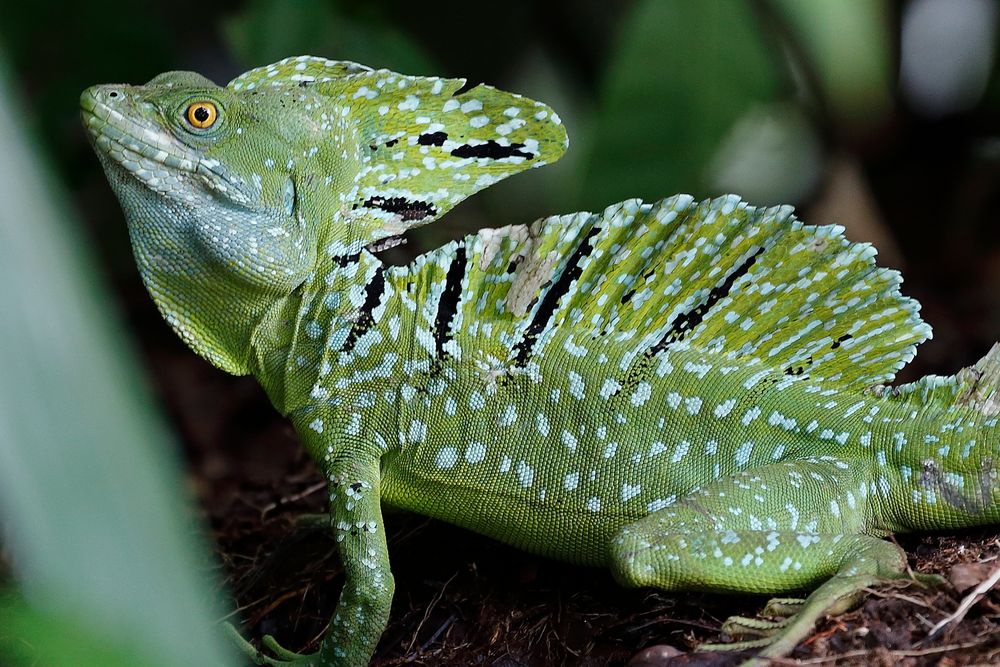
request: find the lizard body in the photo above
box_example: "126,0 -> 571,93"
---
82,56 -> 1000,666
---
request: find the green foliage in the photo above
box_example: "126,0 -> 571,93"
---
0,51 -> 235,667
771,0 -> 892,123
223,0 -> 437,75
578,0 -> 786,208
0,594 -> 153,667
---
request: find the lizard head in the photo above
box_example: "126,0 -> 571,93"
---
82,67 -> 327,374
81,68 -> 324,289
82,56 -> 568,374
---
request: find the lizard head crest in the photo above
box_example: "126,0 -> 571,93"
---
82,56 -> 567,374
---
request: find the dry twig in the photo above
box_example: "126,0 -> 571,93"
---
926,562 -> 1000,641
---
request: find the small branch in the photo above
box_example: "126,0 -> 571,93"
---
260,480 -> 327,519
404,572 -> 458,656
926,562 -> 1000,641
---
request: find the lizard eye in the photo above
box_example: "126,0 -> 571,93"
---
185,101 -> 218,129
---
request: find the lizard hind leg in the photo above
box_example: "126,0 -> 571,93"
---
705,537 -> 911,659
609,461 -> 917,661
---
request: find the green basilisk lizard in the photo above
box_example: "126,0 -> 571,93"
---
82,56 -> 1000,666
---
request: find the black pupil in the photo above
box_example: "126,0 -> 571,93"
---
193,106 -> 210,122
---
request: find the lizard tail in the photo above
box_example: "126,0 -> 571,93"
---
863,344 -> 1000,528
867,343 -> 1000,419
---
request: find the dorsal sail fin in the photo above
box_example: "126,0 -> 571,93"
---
391,195 -> 931,390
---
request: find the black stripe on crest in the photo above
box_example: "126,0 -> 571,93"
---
511,225 -> 601,366
646,246 -> 764,357
433,245 -> 467,361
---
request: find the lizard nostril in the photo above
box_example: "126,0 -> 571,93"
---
108,91 -> 119,98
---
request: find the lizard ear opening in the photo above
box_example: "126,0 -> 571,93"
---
283,176 -> 296,217
228,56 -> 569,254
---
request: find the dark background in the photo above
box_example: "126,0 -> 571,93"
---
4,1 -> 1000,664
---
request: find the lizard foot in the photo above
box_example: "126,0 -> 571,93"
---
223,622 -> 319,666
720,595 -> 809,638
719,614 -> 791,640
699,596 -> 804,647
759,596 -> 806,616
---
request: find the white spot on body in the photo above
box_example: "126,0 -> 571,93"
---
435,447 -> 458,469
499,404 -> 518,427
516,460 -> 535,488
735,441 -> 755,466
536,413 -> 550,437
715,399 -> 736,418
465,442 -> 486,464
621,483 -> 641,502
631,382 -> 652,406
561,430 -> 578,452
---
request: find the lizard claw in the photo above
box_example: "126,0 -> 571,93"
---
703,595 -> 805,644
720,614 -> 792,640
223,622 -> 319,666
292,512 -> 331,532
761,596 -> 806,616
696,635 -> 772,652
263,634 -> 311,660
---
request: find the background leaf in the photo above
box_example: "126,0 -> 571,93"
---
577,0 -> 786,208
771,0 -> 892,126
223,0 -> 438,75
0,49 -> 235,667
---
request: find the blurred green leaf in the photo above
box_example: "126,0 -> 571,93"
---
578,0 -> 785,208
0,593 -> 151,667
223,0 -> 437,74
0,49 -> 235,667
771,0 -> 891,125
706,102 -> 823,205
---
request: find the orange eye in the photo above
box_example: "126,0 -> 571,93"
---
185,101 -> 218,129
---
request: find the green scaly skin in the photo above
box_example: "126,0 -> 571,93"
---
82,56 -> 1000,666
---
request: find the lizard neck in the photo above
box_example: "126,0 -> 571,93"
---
102,146 -> 319,378
251,248 -> 388,419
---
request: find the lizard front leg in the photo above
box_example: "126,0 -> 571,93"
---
233,444 -> 394,667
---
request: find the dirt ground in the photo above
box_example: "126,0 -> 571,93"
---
135,313 -> 1000,667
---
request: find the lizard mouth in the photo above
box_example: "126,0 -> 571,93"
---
81,86 -> 201,183
80,86 -> 256,205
